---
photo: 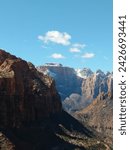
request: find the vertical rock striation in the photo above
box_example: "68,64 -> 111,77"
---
82,70 -> 113,103
0,49 -> 62,128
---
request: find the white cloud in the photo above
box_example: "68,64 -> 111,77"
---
72,43 -> 86,49
69,43 -> 86,53
51,53 -> 65,59
38,31 -> 71,46
82,53 -> 95,58
70,47 -> 81,53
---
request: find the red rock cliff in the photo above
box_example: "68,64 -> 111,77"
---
0,49 -> 62,128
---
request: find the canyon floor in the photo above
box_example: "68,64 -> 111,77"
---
0,111 -> 112,150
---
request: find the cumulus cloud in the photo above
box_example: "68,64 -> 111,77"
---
70,47 -> 81,53
51,53 -> 65,59
82,53 -> 95,58
69,43 -> 86,53
38,31 -> 71,46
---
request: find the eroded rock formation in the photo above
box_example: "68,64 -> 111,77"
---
81,70 -> 113,103
37,64 -> 82,100
0,49 -> 61,128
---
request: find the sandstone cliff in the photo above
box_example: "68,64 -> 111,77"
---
0,49 -> 61,128
37,64 -> 113,113
74,92 -> 113,145
81,70 -> 113,103
63,70 -> 113,112
37,64 -> 82,100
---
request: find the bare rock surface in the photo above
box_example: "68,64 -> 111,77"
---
0,49 -> 61,128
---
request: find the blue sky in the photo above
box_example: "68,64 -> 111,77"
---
0,0 -> 112,72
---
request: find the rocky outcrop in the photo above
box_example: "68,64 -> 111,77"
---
74,92 -> 113,145
75,68 -> 93,79
63,94 -> 83,112
82,70 -> 113,103
63,70 -> 113,112
0,49 -> 62,128
37,64 -> 113,113
37,64 -> 83,100
63,93 -> 90,113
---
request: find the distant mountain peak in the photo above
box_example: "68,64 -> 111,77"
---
96,69 -> 104,75
44,63 -> 63,67
37,64 -> 112,103
75,68 -> 93,79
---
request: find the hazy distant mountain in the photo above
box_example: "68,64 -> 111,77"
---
37,63 -> 83,100
81,70 -> 113,102
75,68 -> 93,79
37,63 -> 113,112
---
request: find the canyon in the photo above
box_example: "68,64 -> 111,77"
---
0,49 -> 113,150
37,63 -> 113,113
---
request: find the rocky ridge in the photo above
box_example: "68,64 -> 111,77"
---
81,70 -> 113,102
0,49 -> 61,128
73,92 -> 113,145
37,63 -> 113,112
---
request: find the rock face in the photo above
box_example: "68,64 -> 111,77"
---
0,50 -> 113,150
63,93 -> 84,112
36,64 -> 113,148
37,64 -> 83,100
74,92 -> 113,145
63,69 -> 113,112
0,50 -> 61,128
81,70 -> 113,103
75,68 -> 93,79
37,64 -> 113,112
